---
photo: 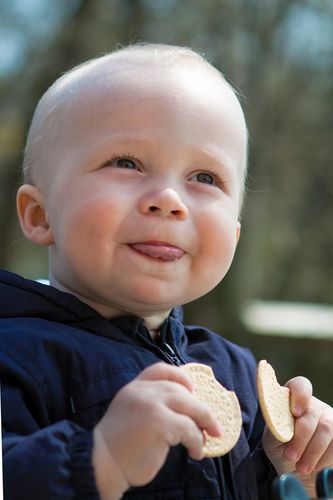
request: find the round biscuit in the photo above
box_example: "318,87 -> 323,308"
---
257,359 -> 294,443
181,363 -> 242,457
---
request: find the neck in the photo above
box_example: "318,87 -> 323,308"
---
141,313 -> 171,339
49,276 -> 170,340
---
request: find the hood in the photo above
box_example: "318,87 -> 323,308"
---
0,268 -> 184,341
0,269 -> 98,322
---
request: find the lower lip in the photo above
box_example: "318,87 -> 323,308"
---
129,242 -> 184,261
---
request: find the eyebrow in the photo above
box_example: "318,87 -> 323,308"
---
92,135 -> 159,154
197,146 -> 238,179
83,134 -> 237,177
97,135 -> 234,162
199,146 -> 233,168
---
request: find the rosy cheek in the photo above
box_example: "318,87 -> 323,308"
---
197,218 -> 237,266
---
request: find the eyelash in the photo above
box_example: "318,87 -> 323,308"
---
101,156 -> 225,190
189,170 -> 225,189
100,155 -> 140,170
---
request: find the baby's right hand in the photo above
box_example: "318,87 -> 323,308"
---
92,362 -> 222,500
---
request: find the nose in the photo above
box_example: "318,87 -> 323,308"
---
139,188 -> 188,220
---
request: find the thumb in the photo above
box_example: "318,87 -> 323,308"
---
285,376 -> 312,418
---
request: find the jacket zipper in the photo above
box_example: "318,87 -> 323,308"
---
160,342 -> 184,366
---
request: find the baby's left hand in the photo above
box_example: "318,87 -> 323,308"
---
263,376 -> 333,496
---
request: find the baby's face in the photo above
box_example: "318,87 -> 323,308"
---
44,61 -> 246,322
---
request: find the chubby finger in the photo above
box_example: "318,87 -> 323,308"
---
138,363 -> 193,392
165,411 -> 206,460
311,440 -> 333,472
167,389 -> 222,438
286,376 -> 312,417
284,396 -> 321,466
295,400 -> 333,473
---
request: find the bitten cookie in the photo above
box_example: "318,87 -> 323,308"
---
181,363 -> 242,457
257,359 -> 295,442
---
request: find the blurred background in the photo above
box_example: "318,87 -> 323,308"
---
1,0 -> 332,402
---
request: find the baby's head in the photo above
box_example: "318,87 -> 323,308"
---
17,43 -> 248,330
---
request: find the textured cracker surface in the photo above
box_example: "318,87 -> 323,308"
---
257,360 -> 294,442
182,363 -> 242,457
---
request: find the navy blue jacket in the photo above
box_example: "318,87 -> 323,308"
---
0,269 -> 276,499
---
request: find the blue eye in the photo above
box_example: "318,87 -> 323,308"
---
194,172 -> 215,185
116,158 -> 136,169
100,155 -> 142,171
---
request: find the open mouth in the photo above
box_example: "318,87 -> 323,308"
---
129,242 -> 185,261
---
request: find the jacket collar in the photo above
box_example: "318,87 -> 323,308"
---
0,269 -> 185,346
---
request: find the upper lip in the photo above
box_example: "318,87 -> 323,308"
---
129,240 -> 185,251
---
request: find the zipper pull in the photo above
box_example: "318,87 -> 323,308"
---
161,342 -> 184,366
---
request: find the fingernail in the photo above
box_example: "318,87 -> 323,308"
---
216,424 -> 223,436
297,462 -> 310,474
285,447 -> 298,462
292,404 -> 302,417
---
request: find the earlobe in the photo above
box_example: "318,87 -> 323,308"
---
16,184 -> 54,246
236,221 -> 241,243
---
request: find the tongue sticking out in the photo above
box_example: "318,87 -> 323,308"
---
130,243 -> 184,261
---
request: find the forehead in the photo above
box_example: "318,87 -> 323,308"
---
51,50 -> 237,114
34,53 -> 247,189
55,55 -> 246,145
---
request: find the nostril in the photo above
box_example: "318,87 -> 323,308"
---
148,206 -> 159,212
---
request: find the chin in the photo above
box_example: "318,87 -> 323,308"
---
126,282 -> 178,305
129,290 -> 200,314
132,297 -> 176,313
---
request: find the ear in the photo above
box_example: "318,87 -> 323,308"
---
236,221 -> 241,243
16,184 -> 54,246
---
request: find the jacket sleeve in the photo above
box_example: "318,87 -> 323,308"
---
1,351 -> 100,500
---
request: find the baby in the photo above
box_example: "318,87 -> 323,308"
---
1,43 -> 332,499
